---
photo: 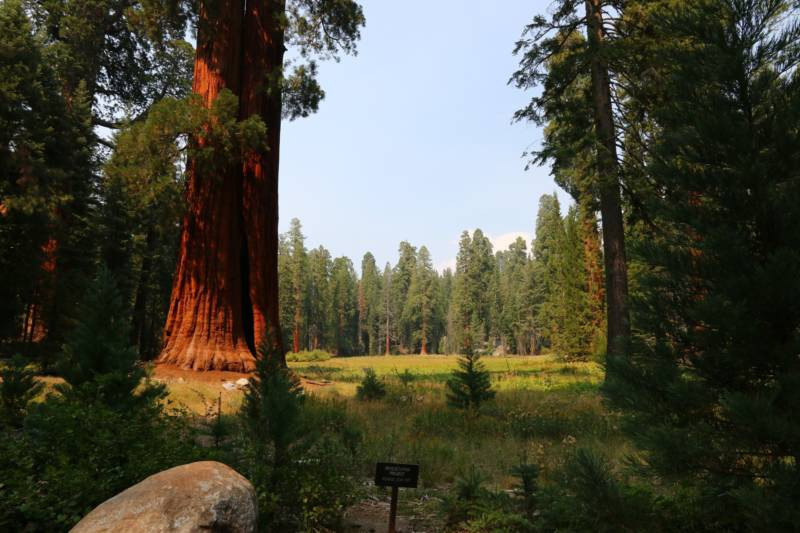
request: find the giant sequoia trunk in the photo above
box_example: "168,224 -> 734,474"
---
585,0 -> 631,359
159,0 -> 285,371
239,0 -> 286,362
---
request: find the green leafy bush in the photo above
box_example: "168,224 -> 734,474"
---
0,397 -> 202,530
0,269 -> 205,530
356,368 -> 386,401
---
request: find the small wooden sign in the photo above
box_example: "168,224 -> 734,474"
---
375,462 -> 419,488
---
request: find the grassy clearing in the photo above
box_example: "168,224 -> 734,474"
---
163,354 -> 626,494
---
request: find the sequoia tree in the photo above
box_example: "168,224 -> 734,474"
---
512,0 -> 631,360
158,0 -> 364,370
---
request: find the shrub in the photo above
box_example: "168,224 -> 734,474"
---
0,355 -> 42,427
286,349 -> 333,362
356,368 -> 386,401
237,341 -> 361,531
441,466 -> 534,532
57,267 -> 164,410
0,397 -> 201,530
446,352 -> 495,410
0,268 -> 203,530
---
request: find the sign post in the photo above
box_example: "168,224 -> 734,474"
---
374,462 -> 419,533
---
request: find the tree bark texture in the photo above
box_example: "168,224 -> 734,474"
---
158,0 -> 285,371
585,0 -> 631,359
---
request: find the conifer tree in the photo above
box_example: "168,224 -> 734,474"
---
532,194 -> 564,349
604,0 -> 800,526
513,0 -> 631,360
306,245 -> 332,351
392,241 -> 417,351
379,263 -> 393,355
330,257 -> 357,355
58,268 -> 163,410
404,246 -> 437,354
446,351 -> 495,410
287,218 -> 307,353
359,252 -> 381,354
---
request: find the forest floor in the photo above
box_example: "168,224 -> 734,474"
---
156,354 -> 624,532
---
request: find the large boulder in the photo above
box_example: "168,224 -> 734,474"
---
71,461 -> 258,533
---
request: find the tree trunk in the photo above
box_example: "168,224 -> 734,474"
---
239,0 -> 286,363
132,228 -> 154,358
158,0 -> 256,371
385,320 -> 390,356
585,0 -> 631,359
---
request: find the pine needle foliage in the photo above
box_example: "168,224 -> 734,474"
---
57,267 -> 163,410
446,352 -> 495,410
604,0 -> 800,527
240,340 -> 305,468
355,367 -> 386,401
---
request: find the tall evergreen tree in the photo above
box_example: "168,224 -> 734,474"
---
159,0 -> 365,370
286,218 -> 307,354
359,252 -> 381,354
532,194 -> 564,349
513,0 -> 631,361
379,263 -> 393,355
392,241 -> 417,352
306,245 -> 332,351
605,0 -> 800,527
404,246 -> 438,354
330,256 -> 357,355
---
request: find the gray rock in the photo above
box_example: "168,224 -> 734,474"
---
71,461 -> 257,533
235,378 -> 250,389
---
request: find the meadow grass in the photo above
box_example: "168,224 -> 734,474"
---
162,354 -> 626,491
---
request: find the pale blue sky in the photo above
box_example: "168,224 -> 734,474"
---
279,0 -> 570,272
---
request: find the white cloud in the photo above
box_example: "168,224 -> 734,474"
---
435,257 -> 457,273
434,230 -> 532,273
488,231 -> 532,252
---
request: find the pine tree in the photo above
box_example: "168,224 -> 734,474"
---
58,267 -> 163,410
159,0 -> 365,370
379,263 -> 393,355
330,257 -> 358,355
513,0 -> 631,360
392,241 -> 417,351
604,0 -> 800,527
240,339 -> 304,470
306,246 -> 332,351
404,246 -> 438,354
532,194 -> 564,350
287,219 -> 307,354
446,352 -> 495,410
359,252 -> 381,354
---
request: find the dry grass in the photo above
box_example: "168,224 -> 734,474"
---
158,355 -> 623,490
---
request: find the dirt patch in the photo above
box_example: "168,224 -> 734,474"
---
154,363 -> 335,393
154,364 -> 250,384
343,495 -> 441,533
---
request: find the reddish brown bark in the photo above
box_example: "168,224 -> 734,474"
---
239,0 -> 286,364
158,0 -> 256,371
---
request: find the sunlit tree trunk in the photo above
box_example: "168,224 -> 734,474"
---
239,0 -> 286,363
158,0 -> 256,371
